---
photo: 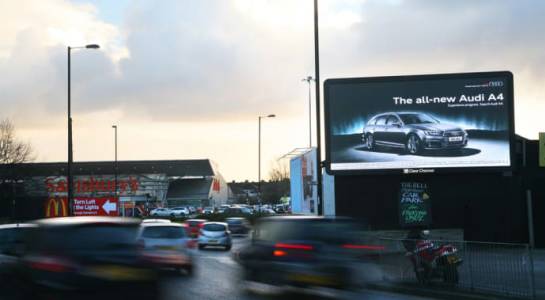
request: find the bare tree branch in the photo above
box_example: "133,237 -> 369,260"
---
0,119 -> 35,165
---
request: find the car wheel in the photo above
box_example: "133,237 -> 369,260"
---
365,133 -> 375,150
406,134 -> 422,154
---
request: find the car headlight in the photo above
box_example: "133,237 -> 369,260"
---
425,130 -> 443,136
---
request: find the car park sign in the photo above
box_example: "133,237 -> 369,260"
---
73,197 -> 119,216
324,71 -> 514,174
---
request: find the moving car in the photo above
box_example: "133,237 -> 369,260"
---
198,222 -> 232,251
20,217 -> 158,299
225,217 -> 250,235
185,219 -> 207,238
236,216 -> 368,295
362,112 -> 468,154
138,223 -> 194,275
223,206 -> 252,215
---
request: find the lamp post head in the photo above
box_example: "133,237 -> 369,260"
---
85,44 -> 100,49
267,114 -> 276,118
112,125 -> 117,129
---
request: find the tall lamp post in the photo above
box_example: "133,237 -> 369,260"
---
112,125 -> 118,215
67,44 -> 100,215
258,114 -> 276,206
301,76 -> 314,148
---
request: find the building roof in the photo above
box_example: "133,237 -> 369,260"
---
0,159 -> 214,178
166,178 -> 212,200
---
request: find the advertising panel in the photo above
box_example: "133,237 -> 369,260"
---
289,148 -> 318,215
399,182 -> 432,227
324,71 -> 514,174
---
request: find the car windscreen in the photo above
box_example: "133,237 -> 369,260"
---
398,113 -> 438,125
226,219 -> 243,225
32,224 -> 139,251
203,224 -> 226,231
142,226 -> 186,239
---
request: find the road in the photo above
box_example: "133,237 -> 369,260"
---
160,236 -> 440,300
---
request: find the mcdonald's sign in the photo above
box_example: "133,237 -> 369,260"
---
45,197 -> 69,218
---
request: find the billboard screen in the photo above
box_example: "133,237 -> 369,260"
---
289,148 -> 318,215
324,71 -> 514,174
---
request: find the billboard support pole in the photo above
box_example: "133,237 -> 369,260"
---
313,0 -> 323,215
527,189 -> 535,248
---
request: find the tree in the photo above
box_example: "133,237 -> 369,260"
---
0,119 -> 34,165
268,159 -> 289,182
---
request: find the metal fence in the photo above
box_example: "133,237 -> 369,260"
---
371,238 -> 536,299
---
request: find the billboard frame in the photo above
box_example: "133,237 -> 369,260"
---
324,71 -> 515,176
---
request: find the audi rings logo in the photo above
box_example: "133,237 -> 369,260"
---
45,197 -> 69,218
487,81 -> 504,87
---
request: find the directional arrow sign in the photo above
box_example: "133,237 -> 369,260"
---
73,197 -> 119,216
102,200 -> 117,214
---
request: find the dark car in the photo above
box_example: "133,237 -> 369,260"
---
225,217 -> 250,235
236,216 -> 369,295
19,217 -> 159,300
362,112 -> 468,154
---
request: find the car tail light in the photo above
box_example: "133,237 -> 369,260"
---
273,250 -> 287,257
27,256 -> 76,273
342,244 -> 385,250
186,239 -> 197,249
275,243 -> 314,251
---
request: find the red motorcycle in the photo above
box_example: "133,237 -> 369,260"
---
406,239 -> 463,284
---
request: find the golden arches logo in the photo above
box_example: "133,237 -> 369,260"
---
45,197 -> 68,218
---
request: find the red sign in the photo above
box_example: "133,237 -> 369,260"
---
45,177 -> 139,194
73,197 -> 119,216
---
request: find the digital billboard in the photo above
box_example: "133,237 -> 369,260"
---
324,71 -> 514,174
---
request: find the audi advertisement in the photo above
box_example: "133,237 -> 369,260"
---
324,71 -> 514,174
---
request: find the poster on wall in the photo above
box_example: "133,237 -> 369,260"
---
399,182 -> 432,227
324,71 -> 514,174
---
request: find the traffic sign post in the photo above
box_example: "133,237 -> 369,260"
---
73,197 -> 119,216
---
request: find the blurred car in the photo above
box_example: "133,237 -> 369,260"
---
224,206 -> 252,215
138,223 -> 194,275
202,207 -> 214,214
142,219 -> 172,224
149,207 -> 174,217
187,207 -> 196,214
0,223 -> 37,294
170,207 -> 190,217
185,219 -> 207,238
225,217 -> 250,235
198,222 -> 232,251
21,217 -> 158,299
218,205 -> 231,214
236,216 -> 368,295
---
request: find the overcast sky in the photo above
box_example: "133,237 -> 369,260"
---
1,0 -> 544,181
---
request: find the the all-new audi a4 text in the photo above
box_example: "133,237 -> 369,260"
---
362,112 -> 468,154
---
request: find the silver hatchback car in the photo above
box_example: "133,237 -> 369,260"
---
198,222 -> 232,251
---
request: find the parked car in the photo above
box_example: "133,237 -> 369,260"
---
224,206 -> 252,215
171,207 -> 190,217
225,218 -> 250,235
142,219 -> 172,224
202,207 -> 214,214
185,219 -> 207,238
198,222 -> 232,251
362,112 -> 468,154
149,208 -> 174,217
21,217 -> 159,299
236,216 -> 368,295
187,207 -> 196,214
138,223 -> 194,275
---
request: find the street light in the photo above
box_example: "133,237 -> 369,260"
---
258,114 -> 276,206
67,44 -> 100,215
112,125 -> 118,215
302,76 -> 314,148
